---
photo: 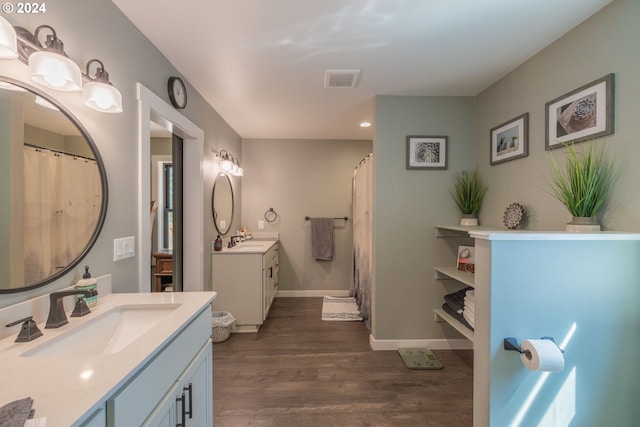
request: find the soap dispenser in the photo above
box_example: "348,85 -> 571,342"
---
75,266 -> 98,307
214,235 -> 223,251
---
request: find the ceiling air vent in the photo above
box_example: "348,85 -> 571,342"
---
324,69 -> 361,88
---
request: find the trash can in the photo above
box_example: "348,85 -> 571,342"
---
211,311 -> 235,343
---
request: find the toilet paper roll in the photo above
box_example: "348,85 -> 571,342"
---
520,339 -> 565,372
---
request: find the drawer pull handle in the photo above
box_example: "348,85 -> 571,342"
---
184,383 -> 193,418
176,392 -> 186,426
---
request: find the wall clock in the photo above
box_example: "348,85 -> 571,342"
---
168,76 -> 187,109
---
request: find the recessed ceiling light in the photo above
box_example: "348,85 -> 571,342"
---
360,121 -> 372,128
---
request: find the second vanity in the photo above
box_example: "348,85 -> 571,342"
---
212,239 -> 279,332
0,284 -> 216,426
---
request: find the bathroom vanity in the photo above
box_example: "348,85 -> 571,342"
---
212,239 -> 279,332
0,291 -> 216,426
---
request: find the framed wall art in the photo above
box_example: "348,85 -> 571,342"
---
490,113 -> 529,165
545,73 -> 614,150
406,135 -> 447,170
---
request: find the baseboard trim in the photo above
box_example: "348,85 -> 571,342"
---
276,290 -> 350,298
369,335 -> 473,351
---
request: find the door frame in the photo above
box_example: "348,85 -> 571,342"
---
137,83 -> 204,292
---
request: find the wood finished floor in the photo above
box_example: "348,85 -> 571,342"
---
213,297 -> 473,427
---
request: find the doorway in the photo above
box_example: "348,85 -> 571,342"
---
137,84 -> 204,293
150,131 -> 184,292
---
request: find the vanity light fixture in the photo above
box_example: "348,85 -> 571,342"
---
28,25 -> 82,92
216,150 -> 244,176
219,150 -> 235,173
83,59 -> 123,113
0,16 -> 18,59
5,24 -> 122,113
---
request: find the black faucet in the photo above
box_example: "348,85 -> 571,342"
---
227,235 -> 243,248
45,289 -> 98,329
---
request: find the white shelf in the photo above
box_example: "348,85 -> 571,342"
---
434,308 -> 474,342
434,266 -> 475,288
435,225 -> 500,238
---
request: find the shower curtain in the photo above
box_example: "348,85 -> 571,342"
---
351,153 -> 373,330
23,146 -> 101,284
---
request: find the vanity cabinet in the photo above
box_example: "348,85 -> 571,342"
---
212,241 -> 279,332
105,307 -> 212,426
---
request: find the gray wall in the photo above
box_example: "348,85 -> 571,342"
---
475,0 -> 640,232
371,0 -> 640,343
241,138 -> 372,293
1,0 -> 240,307
373,96 -> 475,340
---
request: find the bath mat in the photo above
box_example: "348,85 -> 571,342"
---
398,348 -> 443,370
321,296 -> 363,321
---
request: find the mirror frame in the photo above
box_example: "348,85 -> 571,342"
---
0,75 -> 109,293
211,172 -> 234,236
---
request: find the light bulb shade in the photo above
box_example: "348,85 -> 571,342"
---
221,158 -> 234,172
0,16 -> 17,59
29,50 -> 82,91
236,166 -> 244,177
83,80 -> 123,113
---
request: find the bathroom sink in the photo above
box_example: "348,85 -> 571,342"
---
21,304 -> 180,358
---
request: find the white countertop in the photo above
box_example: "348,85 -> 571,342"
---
212,239 -> 277,254
0,291 -> 216,426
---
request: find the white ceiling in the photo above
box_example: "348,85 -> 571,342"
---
112,0 -> 612,140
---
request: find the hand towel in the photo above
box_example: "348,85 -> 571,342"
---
0,397 -> 33,427
311,218 -> 334,260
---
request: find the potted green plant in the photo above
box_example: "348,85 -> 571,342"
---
450,168 -> 488,226
548,143 -> 617,231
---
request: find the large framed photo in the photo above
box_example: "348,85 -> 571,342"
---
490,113 -> 529,165
406,135 -> 447,170
545,73 -> 614,150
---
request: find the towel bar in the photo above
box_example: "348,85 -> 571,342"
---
304,216 -> 348,221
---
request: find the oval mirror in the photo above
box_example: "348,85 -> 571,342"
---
0,77 -> 108,293
212,173 -> 233,235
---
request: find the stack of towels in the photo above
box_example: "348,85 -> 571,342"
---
463,289 -> 475,329
442,287 -> 473,331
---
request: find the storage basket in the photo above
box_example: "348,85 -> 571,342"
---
211,311 -> 235,343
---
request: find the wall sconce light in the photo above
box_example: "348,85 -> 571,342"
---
83,59 -> 123,113
217,150 -> 244,177
0,16 -> 18,59
1,22 -> 122,113
28,25 -> 83,92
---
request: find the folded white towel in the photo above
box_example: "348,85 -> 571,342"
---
463,310 -> 474,325
464,305 -> 475,316
464,300 -> 475,311
463,315 -> 474,328
465,289 -> 475,297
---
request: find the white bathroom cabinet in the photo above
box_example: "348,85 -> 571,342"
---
104,307 -> 213,427
212,241 -> 279,332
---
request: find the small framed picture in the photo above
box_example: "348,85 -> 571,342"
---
457,246 -> 475,273
545,73 -> 615,150
490,113 -> 529,165
406,135 -> 447,170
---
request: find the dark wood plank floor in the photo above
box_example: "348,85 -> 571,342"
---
213,297 -> 473,426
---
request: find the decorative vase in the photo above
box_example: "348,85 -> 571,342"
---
565,216 -> 601,232
460,214 -> 478,226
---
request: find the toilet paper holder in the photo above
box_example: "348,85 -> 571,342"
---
503,336 -> 565,355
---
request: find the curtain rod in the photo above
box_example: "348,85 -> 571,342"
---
24,143 -> 96,162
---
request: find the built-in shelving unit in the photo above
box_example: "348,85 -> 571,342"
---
433,225 -> 496,342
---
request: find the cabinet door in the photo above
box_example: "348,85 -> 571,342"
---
141,382 -> 180,427
178,341 -> 213,427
